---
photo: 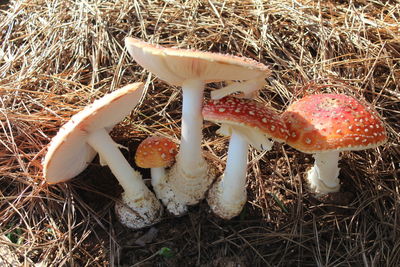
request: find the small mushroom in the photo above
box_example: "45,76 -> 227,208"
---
135,136 -> 178,206
42,83 -> 162,229
282,93 -> 387,195
202,96 -> 289,219
125,37 -> 271,215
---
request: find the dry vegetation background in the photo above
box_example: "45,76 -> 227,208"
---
1,0 -> 400,266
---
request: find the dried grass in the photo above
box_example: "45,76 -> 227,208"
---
1,0 -> 399,266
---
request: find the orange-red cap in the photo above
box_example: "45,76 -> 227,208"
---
202,96 -> 289,143
135,136 -> 178,168
282,94 -> 387,153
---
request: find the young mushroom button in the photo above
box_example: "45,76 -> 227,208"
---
42,83 -> 162,229
125,37 -> 271,215
135,136 -> 178,207
203,96 -> 289,219
282,93 -> 387,195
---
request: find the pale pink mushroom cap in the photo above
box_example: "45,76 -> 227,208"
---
282,94 -> 387,153
43,83 -> 144,183
125,37 -> 270,86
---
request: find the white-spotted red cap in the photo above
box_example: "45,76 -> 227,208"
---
202,96 -> 289,145
43,83 -> 145,183
135,136 -> 178,168
125,37 -> 270,86
282,94 -> 387,153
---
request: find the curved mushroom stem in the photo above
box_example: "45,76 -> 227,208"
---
306,151 -> 340,194
207,130 -> 250,219
87,128 -> 148,196
87,128 -> 162,229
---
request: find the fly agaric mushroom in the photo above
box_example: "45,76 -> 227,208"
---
282,94 -> 387,195
135,136 -> 178,206
125,37 -> 271,215
203,96 -> 289,219
42,83 -> 162,229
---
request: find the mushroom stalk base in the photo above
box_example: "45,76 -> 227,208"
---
207,131 -> 248,219
306,151 -> 340,194
115,191 -> 162,229
87,129 -> 162,229
164,156 -> 216,215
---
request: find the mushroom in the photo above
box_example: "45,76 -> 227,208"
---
202,96 -> 289,219
135,136 -> 178,205
282,93 -> 387,195
42,83 -> 162,229
125,37 -> 271,215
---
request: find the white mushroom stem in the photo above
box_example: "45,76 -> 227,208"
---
86,128 -> 149,196
150,167 -> 165,189
209,129 -> 274,219
306,151 -> 341,194
179,79 -> 207,172
161,78 -> 213,215
219,130 -> 249,206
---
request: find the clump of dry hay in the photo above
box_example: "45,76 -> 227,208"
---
0,0 -> 399,265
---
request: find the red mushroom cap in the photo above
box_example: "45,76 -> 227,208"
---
135,136 -> 178,168
282,94 -> 387,153
202,96 -> 289,143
